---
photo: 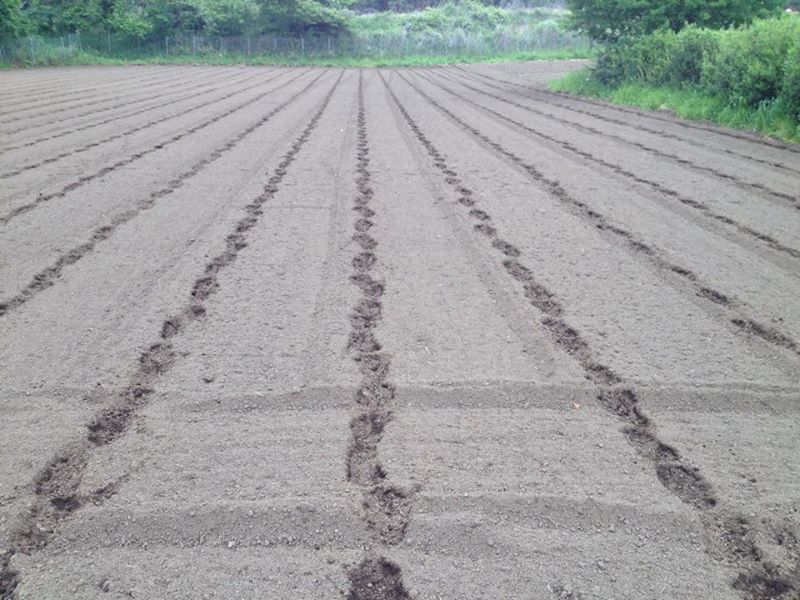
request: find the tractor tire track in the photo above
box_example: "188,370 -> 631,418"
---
0,71 -> 342,600
0,71 -> 328,318
0,67 -> 193,118
0,67 -> 207,128
384,72 -> 797,600
450,66 -> 800,176
0,68 -> 314,226
436,69 -> 799,205
409,71 -> 800,264
0,69 -> 289,180
345,70 -> 412,600
0,69 -> 263,156
422,76 -> 800,366
400,71 -> 800,359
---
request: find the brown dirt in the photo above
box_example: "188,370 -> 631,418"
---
0,63 -> 798,600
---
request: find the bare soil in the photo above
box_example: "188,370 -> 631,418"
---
0,63 -> 799,600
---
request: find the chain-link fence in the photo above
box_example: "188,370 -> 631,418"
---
0,27 -> 591,64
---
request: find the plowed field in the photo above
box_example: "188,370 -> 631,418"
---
1,63 -> 799,600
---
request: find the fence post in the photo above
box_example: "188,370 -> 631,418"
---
301,37 -> 305,55
192,34 -> 197,54
247,36 -> 251,57
107,31 -> 111,54
165,36 -> 169,55
29,36 -> 35,62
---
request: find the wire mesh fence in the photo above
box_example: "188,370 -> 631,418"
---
0,27 -> 591,64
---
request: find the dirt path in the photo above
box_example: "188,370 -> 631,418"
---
1,63 -> 798,600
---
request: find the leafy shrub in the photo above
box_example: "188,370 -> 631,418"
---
667,26 -> 719,85
783,38 -> 800,119
592,15 -> 800,113
702,15 -> 800,106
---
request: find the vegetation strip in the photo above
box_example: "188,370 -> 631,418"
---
439,68 -> 800,197
345,70 -> 412,600
405,70 -> 800,360
0,68 -> 261,155
0,71 -> 328,318
0,68 -> 312,226
0,69 -> 290,179
544,85 -> 800,155
451,67 -> 800,177
0,72 -> 342,600
412,70 -> 800,263
385,71 -> 796,600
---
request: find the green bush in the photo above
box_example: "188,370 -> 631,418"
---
702,16 -> 800,106
592,27 -> 720,87
592,15 -> 800,111
783,38 -> 800,119
667,26 -> 719,85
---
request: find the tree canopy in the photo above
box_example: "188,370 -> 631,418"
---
0,0 -> 26,39
567,0 -> 786,41
2,0 -> 565,39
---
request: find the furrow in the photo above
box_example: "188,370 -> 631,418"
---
0,69 -> 286,179
451,66 -> 800,176
435,69 -> 799,205
384,71 -> 797,600
411,71 -> 800,262
399,73 -> 800,361
0,68 -> 314,226
344,71 -> 412,600
0,67 -> 192,117
0,67 -> 206,127
0,67 -> 232,139
457,66 -> 800,156
0,67 -> 186,104
0,72 -> 342,600
0,71 -> 327,318
0,69 -> 173,105
0,69 -> 261,156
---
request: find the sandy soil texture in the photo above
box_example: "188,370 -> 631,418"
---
1,63 -> 799,600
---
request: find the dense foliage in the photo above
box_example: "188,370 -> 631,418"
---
590,15 -> 800,119
0,0 -> 26,39
566,0 -> 786,41
0,0 -> 564,39
351,1 -> 564,35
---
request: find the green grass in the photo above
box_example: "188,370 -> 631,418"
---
1,47 -> 593,69
551,68 -> 800,143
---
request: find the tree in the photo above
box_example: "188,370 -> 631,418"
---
258,0 -> 352,35
195,0 -> 259,35
567,0 -> 786,41
0,0 -> 27,38
108,0 -> 153,37
23,0 -> 107,34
